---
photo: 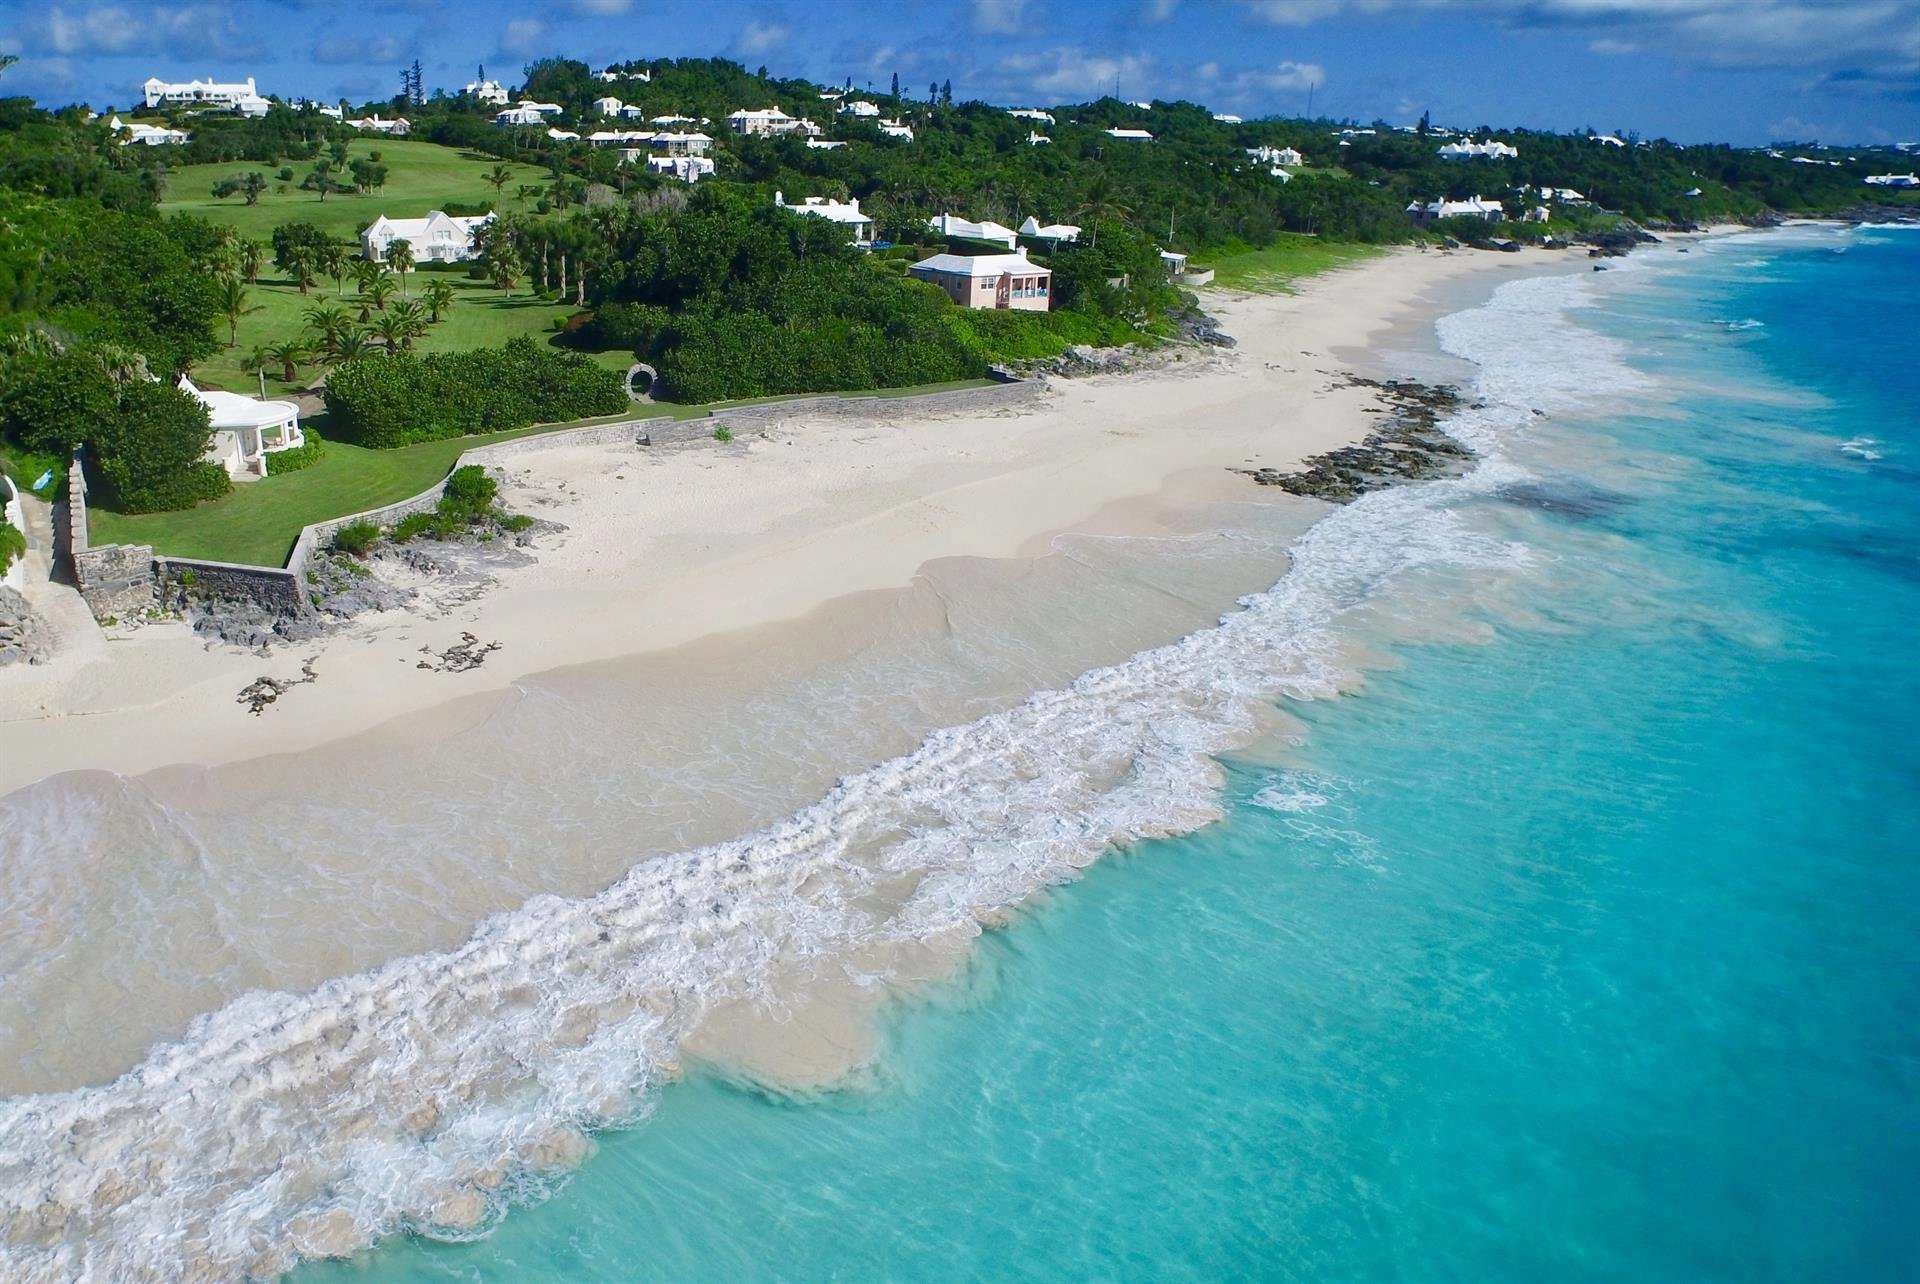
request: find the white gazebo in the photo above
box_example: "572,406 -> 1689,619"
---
180,377 -> 304,478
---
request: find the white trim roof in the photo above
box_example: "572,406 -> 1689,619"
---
911,252 -> 1050,278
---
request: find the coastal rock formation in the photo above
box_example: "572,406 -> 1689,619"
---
0,587 -> 51,667
1237,378 -> 1472,502
1577,226 -> 1661,257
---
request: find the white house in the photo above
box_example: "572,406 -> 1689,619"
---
728,105 -> 798,135
1027,130 -> 1051,146
929,213 -> 1019,249
517,100 -> 564,116
1865,173 -> 1920,188
464,79 -> 510,105
1008,108 -> 1054,124
806,139 -> 848,150
1105,127 -> 1154,141
1408,194 -> 1505,222
1212,112 -> 1243,124
1537,185 -> 1587,203
597,68 -> 649,83
360,210 -> 494,263
650,114 -> 700,126
647,155 -> 716,183
1159,249 -> 1188,277
910,252 -> 1051,311
773,191 -> 875,245
1438,139 -> 1518,159
839,100 -> 881,118
142,74 -> 258,109
181,377 -> 305,478
547,127 -> 580,142
1018,215 -> 1080,244
593,96 -> 625,116
110,116 -> 189,146
347,114 -> 410,135
494,106 -> 547,127
878,118 -> 914,140
1247,145 -> 1302,166
1592,133 -> 1626,147
652,131 -> 713,156
234,93 -> 272,118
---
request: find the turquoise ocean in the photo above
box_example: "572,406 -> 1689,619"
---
294,225 -> 1920,1282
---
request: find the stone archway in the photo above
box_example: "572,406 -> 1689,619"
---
625,362 -> 658,403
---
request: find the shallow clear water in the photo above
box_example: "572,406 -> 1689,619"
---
302,227 -> 1920,1282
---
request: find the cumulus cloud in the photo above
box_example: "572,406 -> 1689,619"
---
973,0 -> 1039,35
499,17 -> 544,56
8,3 -> 259,59
997,46 -> 1152,97
1248,58 -> 1326,91
732,19 -> 790,56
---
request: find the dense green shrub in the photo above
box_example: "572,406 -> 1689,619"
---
322,337 -> 627,448
390,511 -> 453,542
331,520 -> 380,556
87,380 -> 230,513
263,434 -> 324,475
0,347 -> 119,453
439,465 -> 496,519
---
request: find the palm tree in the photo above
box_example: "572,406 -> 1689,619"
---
423,279 -> 456,323
330,329 -> 376,363
261,339 -> 312,384
516,183 -> 541,207
391,300 -> 428,349
213,276 -> 261,348
486,163 -> 513,197
371,312 -> 410,354
286,246 -> 318,295
487,246 -> 522,291
387,239 -> 415,296
1073,175 -> 1133,247
360,274 -> 398,322
237,239 -> 265,285
302,303 -> 353,354
318,243 -> 349,297
353,258 -> 386,295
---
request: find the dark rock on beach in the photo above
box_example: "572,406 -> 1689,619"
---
1237,377 -> 1472,502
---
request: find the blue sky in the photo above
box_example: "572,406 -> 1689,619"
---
3,0 -> 1916,146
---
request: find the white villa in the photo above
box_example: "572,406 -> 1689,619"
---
1212,112 -> 1243,124
1105,127 -> 1154,141
647,155 -> 716,183
727,105 -> 799,135
464,79 -> 510,105
910,252 -> 1051,311
597,68 -> 649,83
360,210 -> 494,263
234,92 -> 272,118
1018,216 -> 1080,244
773,191 -> 875,245
1407,194 -> 1505,222
590,129 -> 712,154
1027,130 -> 1051,145
110,116 -> 189,146
929,213 -> 1019,249
1008,108 -> 1054,124
548,127 -> 580,142
181,377 -> 305,478
806,139 -> 848,150
839,100 -> 881,118
878,118 -> 914,140
347,114 -> 410,135
1537,185 -> 1587,203
650,114 -> 700,126
1591,133 -> 1626,147
142,74 -> 259,109
1865,173 -> 1920,188
494,106 -> 545,126
1247,145 -> 1303,167
1438,139 -> 1518,160
592,96 -> 626,116
653,131 -> 713,155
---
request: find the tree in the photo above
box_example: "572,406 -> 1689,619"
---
213,276 -> 260,348
890,72 -> 899,98
261,338 -> 312,383
487,163 -> 513,196
929,81 -> 937,103
237,239 -> 265,285
349,158 -> 388,193
302,303 -> 353,353
302,160 -> 340,200
271,221 -> 333,277
330,329 -> 376,362
423,278 -> 456,323
0,346 -> 119,453
371,311 -> 411,353
286,245 -> 318,294
361,273 -> 397,320
88,379 -> 228,514
391,299 -> 428,348
318,242 -> 349,296
212,172 -> 266,205
353,257 -> 387,295
387,238 -> 415,295
941,80 -> 952,107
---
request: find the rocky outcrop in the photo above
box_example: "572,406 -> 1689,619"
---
1237,377 -> 1472,502
1577,226 -> 1661,257
0,586 -> 51,667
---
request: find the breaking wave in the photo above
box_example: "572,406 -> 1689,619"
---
0,269 -> 1630,1282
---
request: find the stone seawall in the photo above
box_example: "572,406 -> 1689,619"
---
69,378 -> 1044,625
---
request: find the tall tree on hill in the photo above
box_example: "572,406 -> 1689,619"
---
487,163 -> 513,197
423,278 -> 456,323
891,72 -> 899,98
941,80 -> 952,106
213,276 -> 259,348
237,239 -> 264,285
387,239 -> 414,296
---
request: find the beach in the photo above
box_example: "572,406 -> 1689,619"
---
0,246 -> 1551,795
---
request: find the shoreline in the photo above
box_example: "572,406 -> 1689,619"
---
0,246 -> 1571,797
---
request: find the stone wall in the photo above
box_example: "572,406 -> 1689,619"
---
66,463 -> 159,620
155,557 -> 304,617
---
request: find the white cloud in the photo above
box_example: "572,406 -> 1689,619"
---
732,19 -> 790,56
1250,58 -> 1326,91
998,46 -> 1152,97
1588,38 -> 1638,55
1140,0 -> 1181,22
567,0 -> 633,13
499,18 -> 544,55
314,35 -> 404,66
972,0 -> 1038,35
39,5 -> 141,55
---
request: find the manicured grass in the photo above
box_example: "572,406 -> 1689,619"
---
1206,235 -> 1386,294
158,139 -> 550,241
88,411 -> 640,567
195,269 -> 602,394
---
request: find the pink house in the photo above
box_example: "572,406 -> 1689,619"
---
910,252 -> 1051,311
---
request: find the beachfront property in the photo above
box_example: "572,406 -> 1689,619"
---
1438,139 -> 1519,159
463,78 -> 510,105
1019,216 -> 1081,244
180,377 -> 305,478
878,119 -> 915,140
346,115 -> 410,135
648,155 -> 716,183
909,252 -> 1052,311
773,191 -> 875,245
1105,127 -> 1154,141
929,213 -> 1019,249
1008,108 -> 1055,124
360,210 -> 495,263
1407,194 -> 1505,222
1865,173 -> 1920,188
1248,145 -> 1303,167
110,116 -> 189,146
141,74 -> 260,110
727,105 -> 799,135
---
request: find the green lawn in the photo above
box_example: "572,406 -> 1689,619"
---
196,269 -> 621,394
158,139 -> 550,241
88,411 -> 641,567
1206,235 -> 1386,294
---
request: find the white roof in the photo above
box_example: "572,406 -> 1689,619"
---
911,252 -> 1049,278
365,210 -> 493,240
178,377 -> 297,430
1212,113 -> 1243,123
930,213 -> 1019,246
774,192 -> 869,225
1105,127 -> 1153,140
1018,215 -> 1080,240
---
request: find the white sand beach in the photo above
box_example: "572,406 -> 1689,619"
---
0,247 -> 1561,796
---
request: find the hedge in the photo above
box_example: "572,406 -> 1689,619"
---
263,433 -> 324,475
322,336 -> 629,448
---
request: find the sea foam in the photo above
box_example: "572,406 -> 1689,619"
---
0,269 -> 1628,1282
